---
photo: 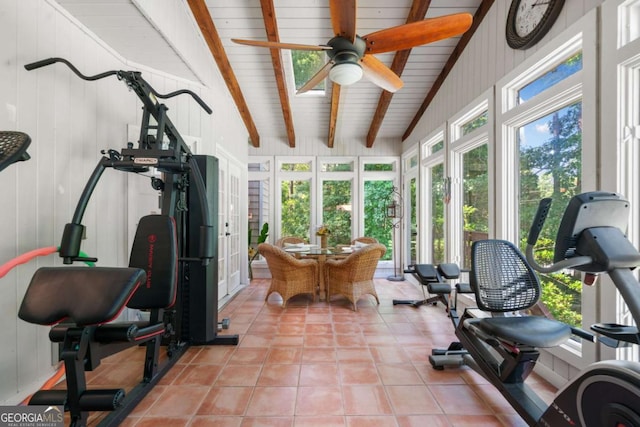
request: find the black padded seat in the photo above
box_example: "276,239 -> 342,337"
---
475,316 -> 571,348
19,267 -> 146,326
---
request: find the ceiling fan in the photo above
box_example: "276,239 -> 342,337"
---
232,0 -> 473,94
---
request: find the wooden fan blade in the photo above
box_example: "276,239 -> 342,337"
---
329,0 -> 357,43
231,39 -> 331,51
361,55 -> 403,93
296,61 -> 334,94
362,13 -> 473,54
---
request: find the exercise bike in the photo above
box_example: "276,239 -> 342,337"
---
454,191 -> 640,426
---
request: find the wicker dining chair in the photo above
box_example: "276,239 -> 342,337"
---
275,236 -> 306,247
351,237 -> 378,245
258,243 -> 318,308
324,243 -> 386,311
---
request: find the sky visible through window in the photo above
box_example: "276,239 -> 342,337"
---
518,52 -> 582,104
517,52 -> 582,149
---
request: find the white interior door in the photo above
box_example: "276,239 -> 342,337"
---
217,152 -> 243,299
227,161 -> 242,293
217,157 -> 229,300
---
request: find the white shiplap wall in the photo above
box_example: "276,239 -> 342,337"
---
0,0 -> 246,403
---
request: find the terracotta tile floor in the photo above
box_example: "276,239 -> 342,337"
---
75,278 -> 558,426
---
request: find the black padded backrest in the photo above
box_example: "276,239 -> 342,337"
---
471,239 -> 541,312
414,264 -> 439,283
19,267 -> 146,326
438,263 -> 460,279
128,215 -> 178,309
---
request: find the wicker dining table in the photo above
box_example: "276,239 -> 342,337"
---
283,246 -> 351,301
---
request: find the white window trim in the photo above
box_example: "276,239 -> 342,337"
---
275,156 -> 316,241
402,146 -> 420,267
601,0 -> 640,363
448,88 -> 494,266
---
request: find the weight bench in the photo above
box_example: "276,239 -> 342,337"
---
393,263 -> 458,308
394,262 -> 474,369
18,215 -> 178,427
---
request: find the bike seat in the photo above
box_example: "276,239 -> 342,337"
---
473,316 -> 571,348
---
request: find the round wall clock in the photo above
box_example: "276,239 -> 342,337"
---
506,0 -> 565,50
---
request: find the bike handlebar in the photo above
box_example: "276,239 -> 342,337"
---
527,198 -> 552,246
24,57 -> 212,114
525,197 -> 593,273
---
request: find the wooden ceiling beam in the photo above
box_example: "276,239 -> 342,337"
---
260,0 -> 296,148
402,0 -> 495,142
186,0 -> 260,147
365,0 -> 432,148
328,83 -> 341,148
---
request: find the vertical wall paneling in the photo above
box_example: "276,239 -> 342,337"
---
0,0 -> 19,401
0,0 -> 248,403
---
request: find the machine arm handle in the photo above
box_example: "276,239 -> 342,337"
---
25,57 -> 118,81
527,198 -> 552,246
24,57 -> 212,114
525,197 -> 593,273
153,88 -> 212,115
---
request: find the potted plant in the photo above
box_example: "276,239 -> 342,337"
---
248,222 -> 269,280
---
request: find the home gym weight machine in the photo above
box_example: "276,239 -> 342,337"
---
454,192 -> 640,426
17,57 -> 238,427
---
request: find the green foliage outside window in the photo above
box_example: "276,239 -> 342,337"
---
322,180 -> 352,247
281,179 -> 311,239
519,102 -> 583,329
292,50 -> 325,91
364,180 -> 393,260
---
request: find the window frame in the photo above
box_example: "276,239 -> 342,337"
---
447,89 -> 494,267
402,147 -> 420,268
601,0 -> 640,363
420,128 -> 447,264
495,10 -> 598,368
316,157 -> 358,246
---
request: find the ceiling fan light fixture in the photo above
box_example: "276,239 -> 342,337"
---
329,62 -> 363,86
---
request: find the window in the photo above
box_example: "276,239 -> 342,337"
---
449,95 -> 492,269
280,178 -> 312,239
321,180 -> 352,247
517,53 -> 583,104
461,111 -> 488,135
460,145 -> 489,268
321,161 -> 354,172
403,150 -> 419,267
518,102 -> 583,329
421,132 -> 446,264
363,180 -> 394,260
249,156 -> 399,263
497,15 -> 597,362
430,164 -> 446,264
292,50 -> 326,92
361,158 -> 398,261
248,158 -> 272,251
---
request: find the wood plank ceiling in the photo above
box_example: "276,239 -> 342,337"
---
55,0 -> 493,150
192,0 -> 493,149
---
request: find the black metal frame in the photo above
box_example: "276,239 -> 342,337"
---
22,58 -> 238,427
